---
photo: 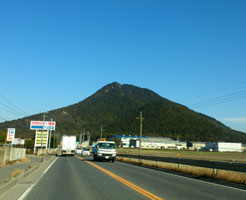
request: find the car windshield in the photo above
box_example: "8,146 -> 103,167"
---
98,143 -> 116,149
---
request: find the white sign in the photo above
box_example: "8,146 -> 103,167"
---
13,138 -> 21,145
7,128 -> 15,142
30,121 -> 56,130
20,139 -> 25,145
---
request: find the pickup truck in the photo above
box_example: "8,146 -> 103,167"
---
93,141 -> 116,162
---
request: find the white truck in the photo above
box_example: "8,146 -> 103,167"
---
56,135 -> 76,156
93,141 -> 117,162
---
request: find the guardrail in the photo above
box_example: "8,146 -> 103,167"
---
117,154 -> 246,173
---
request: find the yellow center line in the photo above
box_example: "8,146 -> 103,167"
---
75,155 -> 164,200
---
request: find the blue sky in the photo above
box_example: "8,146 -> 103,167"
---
0,0 -> 246,132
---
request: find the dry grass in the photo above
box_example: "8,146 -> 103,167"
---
0,163 -> 5,168
20,157 -> 31,163
118,148 -> 246,163
4,157 -> 31,166
0,157 -> 30,168
10,169 -> 24,178
215,170 -> 246,184
117,157 -> 246,185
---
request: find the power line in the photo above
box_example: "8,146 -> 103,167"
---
188,81 -> 246,102
0,102 -> 26,116
0,94 -> 30,115
0,116 -> 8,121
189,90 -> 245,107
189,90 -> 246,109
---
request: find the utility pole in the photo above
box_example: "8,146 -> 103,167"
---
41,112 -> 47,149
87,131 -> 90,143
53,130 -> 56,148
82,128 -> 85,142
100,125 -> 105,140
48,118 -> 53,150
136,112 -> 144,163
5,128 -> 7,144
79,132 -> 82,145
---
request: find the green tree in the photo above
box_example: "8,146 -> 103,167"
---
0,130 -> 6,144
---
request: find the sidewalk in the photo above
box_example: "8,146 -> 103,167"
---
0,155 -> 46,184
0,155 -> 56,200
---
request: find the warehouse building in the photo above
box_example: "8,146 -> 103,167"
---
116,135 -> 187,150
204,142 -> 242,152
187,142 -> 206,151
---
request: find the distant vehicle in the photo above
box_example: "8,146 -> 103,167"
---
56,135 -> 76,156
93,141 -> 116,162
82,148 -> 90,156
76,148 -> 82,154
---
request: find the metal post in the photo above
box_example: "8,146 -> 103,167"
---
34,130 -> 37,154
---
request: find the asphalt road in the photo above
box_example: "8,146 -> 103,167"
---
21,156 -> 246,200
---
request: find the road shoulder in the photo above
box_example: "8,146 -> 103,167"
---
0,155 -> 57,200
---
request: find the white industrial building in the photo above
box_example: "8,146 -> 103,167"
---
205,142 -> 242,152
118,135 -> 243,152
187,142 -> 206,150
120,136 -> 187,150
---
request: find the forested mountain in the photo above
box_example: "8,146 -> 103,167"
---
1,82 -> 246,142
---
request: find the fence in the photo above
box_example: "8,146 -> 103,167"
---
117,154 -> 246,173
36,148 -> 56,156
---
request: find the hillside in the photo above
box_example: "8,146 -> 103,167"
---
0,82 -> 246,142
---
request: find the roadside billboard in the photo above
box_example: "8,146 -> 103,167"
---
30,121 -> 56,130
6,128 -> 15,142
12,138 -> 22,145
34,130 -> 49,148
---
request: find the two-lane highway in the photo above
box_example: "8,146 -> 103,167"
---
20,156 -> 246,200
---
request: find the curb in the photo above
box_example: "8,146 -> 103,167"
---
0,155 -> 55,197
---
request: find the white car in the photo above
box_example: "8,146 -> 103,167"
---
76,148 -> 82,154
82,148 -> 90,156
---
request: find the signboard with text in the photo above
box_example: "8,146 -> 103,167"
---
34,130 -> 49,148
6,128 -> 15,142
30,121 -> 56,130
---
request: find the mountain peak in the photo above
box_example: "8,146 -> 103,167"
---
1,82 -> 246,143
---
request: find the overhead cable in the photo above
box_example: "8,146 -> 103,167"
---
0,94 -> 30,115
0,101 -> 27,116
189,90 -> 246,109
0,116 -> 7,121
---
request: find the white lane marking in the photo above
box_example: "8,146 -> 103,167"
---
17,185 -> 35,200
118,160 -> 246,193
43,157 -> 58,175
17,157 -> 58,200
136,162 -> 246,193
